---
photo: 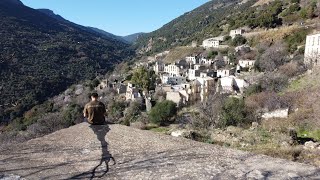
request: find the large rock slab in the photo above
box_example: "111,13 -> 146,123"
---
0,123 -> 319,179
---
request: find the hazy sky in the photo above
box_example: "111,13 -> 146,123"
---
21,0 -> 209,36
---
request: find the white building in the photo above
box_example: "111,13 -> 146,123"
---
220,76 -> 236,93
304,32 -> 320,68
219,76 -> 248,94
195,77 -> 215,102
217,69 -> 234,78
186,56 -> 199,64
230,29 -> 245,38
126,83 -> 141,101
200,57 -> 213,65
202,38 -> 220,48
238,59 -> 256,69
164,64 -> 181,76
153,61 -> 165,74
161,75 -> 187,85
188,69 -> 200,80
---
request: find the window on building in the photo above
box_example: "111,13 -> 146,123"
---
313,37 -> 316,46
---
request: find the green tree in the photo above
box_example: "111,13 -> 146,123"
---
231,35 -> 247,46
207,50 -> 218,59
148,100 -> 177,125
131,67 -> 157,91
221,97 -> 247,127
63,104 -> 83,126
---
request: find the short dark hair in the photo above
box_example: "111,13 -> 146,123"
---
91,92 -> 99,98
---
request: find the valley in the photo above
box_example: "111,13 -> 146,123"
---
1,0 -> 320,178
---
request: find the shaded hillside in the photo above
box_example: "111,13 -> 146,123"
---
0,0 -> 134,123
135,0 -> 256,54
37,9 -> 129,44
88,27 -> 129,44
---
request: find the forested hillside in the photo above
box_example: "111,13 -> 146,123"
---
135,0 -> 319,54
135,0 -> 255,54
0,0 -> 134,123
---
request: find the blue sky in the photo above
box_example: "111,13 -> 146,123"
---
21,0 -> 209,36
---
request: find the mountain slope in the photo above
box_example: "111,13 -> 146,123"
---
37,9 -> 129,44
134,0 -> 258,54
88,27 -> 129,43
0,0 -> 133,122
37,8 -> 66,21
123,32 -> 145,43
1,123 -> 319,179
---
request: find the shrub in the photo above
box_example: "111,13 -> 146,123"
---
192,93 -> 226,129
245,84 -> 262,96
107,100 -> 127,123
89,79 -> 100,90
284,29 -> 309,53
260,72 -> 289,92
63,103 -> 83,126
221,97 -> 248,127
231,35 -> 247,46
123,101 -> 143,123
148,100 -> 177,125
278,61 -> 306,78
257,42 -> 289,72
207,50 -> 218,59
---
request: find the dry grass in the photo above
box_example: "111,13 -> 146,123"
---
252,0 -> 275,7
246,25 -> 302,45
163,46 -> 204,63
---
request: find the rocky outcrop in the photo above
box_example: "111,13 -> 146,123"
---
0,123 -> 319,179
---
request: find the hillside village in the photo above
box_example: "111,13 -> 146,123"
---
96,29 -> 320,119
2,0 -> 320,174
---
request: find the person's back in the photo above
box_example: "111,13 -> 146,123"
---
83,93 -> 106,125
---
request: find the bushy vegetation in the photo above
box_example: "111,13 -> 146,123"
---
231,35 -> 247,46
148,100 -> 177,125
131,67 -> 157,91
221,97 -> 249,127
135,0 -> 256,54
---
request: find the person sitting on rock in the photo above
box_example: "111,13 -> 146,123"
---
83,92 -> 107,125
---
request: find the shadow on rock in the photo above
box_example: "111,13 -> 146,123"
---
70,124 -> 115,179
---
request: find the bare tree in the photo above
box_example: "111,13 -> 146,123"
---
258,42 -> 289,72
191,91 -> 227,129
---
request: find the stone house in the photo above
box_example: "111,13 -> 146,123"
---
230,29 -> 245,38
304,32 -> 320,68
202,38 -> 220,48
219,76 -> 236,93
117,84 -> 127,94
238,59 -> 256,69
166,91 -> 184,107
219,76 -> 248,94
153,61 -> 165,75
125,83 -> 141,101
186,55 -> 200,65
161,74 -> 187,85
196,77 -> 215,102
200,57 -> 214,65
164,64 -> 183,77
217,68 -> 235,78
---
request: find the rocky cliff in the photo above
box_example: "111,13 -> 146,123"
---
0,123 -> 319,179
